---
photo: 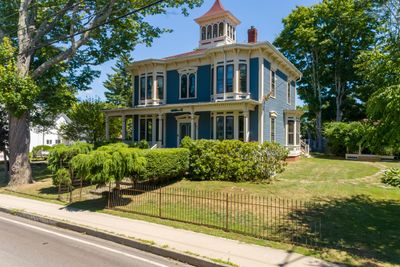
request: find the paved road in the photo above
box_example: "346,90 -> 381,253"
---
0,212 -> 190,267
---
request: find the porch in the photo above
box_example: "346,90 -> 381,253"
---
104,100 -> 259,148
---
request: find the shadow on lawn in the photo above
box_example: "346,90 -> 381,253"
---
290,195 -> 400,265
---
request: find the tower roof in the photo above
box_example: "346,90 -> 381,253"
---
195,0 -> 240,25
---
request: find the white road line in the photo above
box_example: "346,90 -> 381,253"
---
0,216 -> 170,267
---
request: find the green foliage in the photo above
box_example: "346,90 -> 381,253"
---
47,142 -> 93,173
130,140 -> 150,149
31,145 -> 53,159
382,168 -> 400,188
104,54 -> 133,107
324,121 -> 376,155
367,85 -> 400,147
181,137 -> 288,182
138,148 -> 190,181
53,168 -> 72,188
60,99 -> 121,144
70,144 -> 146,185
0,38 -> 40,117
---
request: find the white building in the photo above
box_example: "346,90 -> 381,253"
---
29,114 -> 71,152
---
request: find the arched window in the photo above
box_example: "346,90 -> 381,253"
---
213,24 -> 218,38
201,27 -> 206,40
219,22 -> 224,36
180,74 -> 188,98
227,24 -> 231,37
189,74 -> 196,98
207,25 -> 212,39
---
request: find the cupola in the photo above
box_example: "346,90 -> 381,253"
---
195,0 -> 241,49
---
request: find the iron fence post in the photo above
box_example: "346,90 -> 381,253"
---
225,193 -> 229,231
159,187 -> 162,217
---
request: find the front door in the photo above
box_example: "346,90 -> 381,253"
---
178,123 -> 191,144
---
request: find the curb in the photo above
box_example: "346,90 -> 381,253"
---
0,207 -> 228,267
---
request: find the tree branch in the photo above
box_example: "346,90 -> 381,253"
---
31,1 -> 117,79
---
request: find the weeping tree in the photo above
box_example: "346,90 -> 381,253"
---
0,0 -> 203,186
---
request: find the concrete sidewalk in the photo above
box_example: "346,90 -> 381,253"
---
0,194 -> 337,267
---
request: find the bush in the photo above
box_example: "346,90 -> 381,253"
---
138,148 -> 190,181
53,168 -> 72,187
181,137 -> 288,182
130,140 -> 149,149
48,142 -> 93,173
382,168 -> 400,188
31,145 -> 53,159
70,144 -> 146,185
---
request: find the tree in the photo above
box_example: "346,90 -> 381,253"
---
274,5 -> 329,151
0,0 -> 203,186
104,54 -> 133,107
60,99 -> 121,145
367,85 -> 400,147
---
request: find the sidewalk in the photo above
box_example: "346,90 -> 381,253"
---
0,194 -> 337,267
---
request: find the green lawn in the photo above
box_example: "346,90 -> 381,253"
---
1,156 -> 400,267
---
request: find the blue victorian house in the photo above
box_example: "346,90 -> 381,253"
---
104,0 -> 304,157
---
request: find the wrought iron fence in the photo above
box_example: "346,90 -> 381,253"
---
108,182 -> 322,246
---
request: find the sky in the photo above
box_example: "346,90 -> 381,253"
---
79,0 -> 320,103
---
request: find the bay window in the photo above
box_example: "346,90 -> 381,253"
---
216,116 -> 224,140
287,119 -> 295,146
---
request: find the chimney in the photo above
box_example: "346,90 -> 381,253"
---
248,26 -> 258,43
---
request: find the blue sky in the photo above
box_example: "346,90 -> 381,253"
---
79,0 -> 319,103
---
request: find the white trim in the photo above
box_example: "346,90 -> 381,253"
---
178,68 -> 198,100
270,116 -> 276,143
270,69 -> 276,99
176,115 -> 199,145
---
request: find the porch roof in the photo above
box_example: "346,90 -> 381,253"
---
103,99 -> 260,117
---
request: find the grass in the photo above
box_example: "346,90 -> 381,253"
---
1,156 -> 400,267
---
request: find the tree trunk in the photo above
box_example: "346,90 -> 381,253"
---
315,110 -> 323,152
8,112 -> 33,186
336,95 -> 343,122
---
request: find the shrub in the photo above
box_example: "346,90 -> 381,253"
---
48,142 -> 93,173
53,168 -> 72,188
382,168 -> 400,188
181,137 -> 288,182
70,144 -> 146,185
31,145 -> 53,159
138,148 -> 190,181
130,140 -> 149,149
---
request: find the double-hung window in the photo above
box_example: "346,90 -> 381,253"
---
216,66 -> 224,94
157,76 -> 164,100
147,76 -> 153,99
180,72 -> 196,99
225,64 -> 234,93
140,77 -> 146,100
270,117 -> 276,142
215,114 -> 235,140
239,64 -> 247,93
140,117 -> 153,142
271,70 -> 276,97
287,119 -> 295,146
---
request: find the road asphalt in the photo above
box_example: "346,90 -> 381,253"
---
0,212 -> 190,267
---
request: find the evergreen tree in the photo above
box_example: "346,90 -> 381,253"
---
104,54 -> 133,107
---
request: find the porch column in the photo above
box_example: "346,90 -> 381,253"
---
212,113 -> 216,139
105,115 -> 110,141
234,57 -> 239,98
243,111 -> 249,142
190,112 -> 195,140
158,113 -> 163,147
121,115 -> 126,141
152,115 -> 157,146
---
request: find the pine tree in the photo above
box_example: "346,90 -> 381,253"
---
104,54 -> 133,107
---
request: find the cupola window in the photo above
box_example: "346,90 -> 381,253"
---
213,24 -> 218,38
201,27 -> 206,40
207,25 -> 212,39
219,22 -> 224,36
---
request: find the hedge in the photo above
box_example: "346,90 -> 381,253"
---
138,148 -> 190,181
382,168 -> 400,188
181,137 -> 288,182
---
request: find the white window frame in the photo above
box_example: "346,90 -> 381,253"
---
212,112 -> 241,140
287,81 -> 291,104
178,68 -> 198,100
270,69 -> 276,98
176,114 -> 199,145
270,111 -> 278,143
